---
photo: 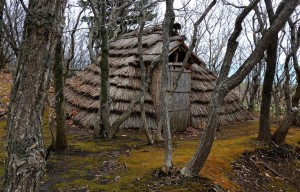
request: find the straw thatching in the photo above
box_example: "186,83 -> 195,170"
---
65,25 -> 252,131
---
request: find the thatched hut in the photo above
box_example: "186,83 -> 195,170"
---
65,25 -> 252,132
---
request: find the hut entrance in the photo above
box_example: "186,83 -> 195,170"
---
167,62 -> 191,132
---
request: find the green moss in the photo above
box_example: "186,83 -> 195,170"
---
54,179 -> 116,191
0,121 -> 6,129
0,82 -> 11,103
284,127 -> 300,146
70,141 -> 114,152
265,177 -> 296,192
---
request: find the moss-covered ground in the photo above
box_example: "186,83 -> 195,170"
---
0,117 -> 299,191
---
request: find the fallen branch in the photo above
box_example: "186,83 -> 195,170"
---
0,111 -> 7,118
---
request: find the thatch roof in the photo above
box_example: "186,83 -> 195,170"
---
65,25 -> 252,130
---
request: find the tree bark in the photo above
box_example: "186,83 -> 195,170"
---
258,38 -> 277,142
272,107 -> 298,145
54,37 -> 67,150
258,0 -> 278,143
0,0 -> 5,69
3,0 -> 66,190
273,87 -> 280,117
99,1 -> 110,137
90,0 -> 110,139
160,0 -> 174,170
283,55 -> 292,115
241,76 -> 250,103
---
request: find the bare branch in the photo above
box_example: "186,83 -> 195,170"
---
19,0 -> 28,13
65,5 -> 87,72
222,0 -> 246,9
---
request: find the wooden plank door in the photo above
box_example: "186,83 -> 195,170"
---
167,64 -> 191,132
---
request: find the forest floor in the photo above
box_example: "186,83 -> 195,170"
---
0,70 -> 300,191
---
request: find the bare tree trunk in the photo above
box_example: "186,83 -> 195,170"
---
65,5 -> 86,79
3,0 -> 66,190
258,0 -> 278,143
241,76 -> 250,103
181,86 -> 226,176
160,0 -> 174,170
181,0 -> 298,177
54,37 -> 67,149
138,19 -> 153,145
155,118 -> 164,141
258,42 -> 277,142
272,107 -> 298,145
99,0 -> 110,137
89,0 -> 110,139
0,0 -> 5,69
273,86 -> 280,117
283,49 -> 292,116
248,62 -> 262,112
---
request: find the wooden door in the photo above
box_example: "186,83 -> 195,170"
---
167,63 -> 191,132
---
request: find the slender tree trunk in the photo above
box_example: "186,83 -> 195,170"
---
138,20 -> 154,145
99,1 -> 110,137
273,87 -> 280,117
258,49 -> 277,142
0,0 -> 5,69
160,0 -> 174,170
93,0 -> 110,139
283,50 -> 292,116
248,62 -> 262,112
258,0 -> 278,143
3,0 -> 66,190
284,75 -> 292,116
155,118 -> 164,141
241,77 -> 250,103
54,38 -> 68,149
181,87 -> 226,176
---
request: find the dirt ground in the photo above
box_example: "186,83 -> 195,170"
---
232,145 -> 300,192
